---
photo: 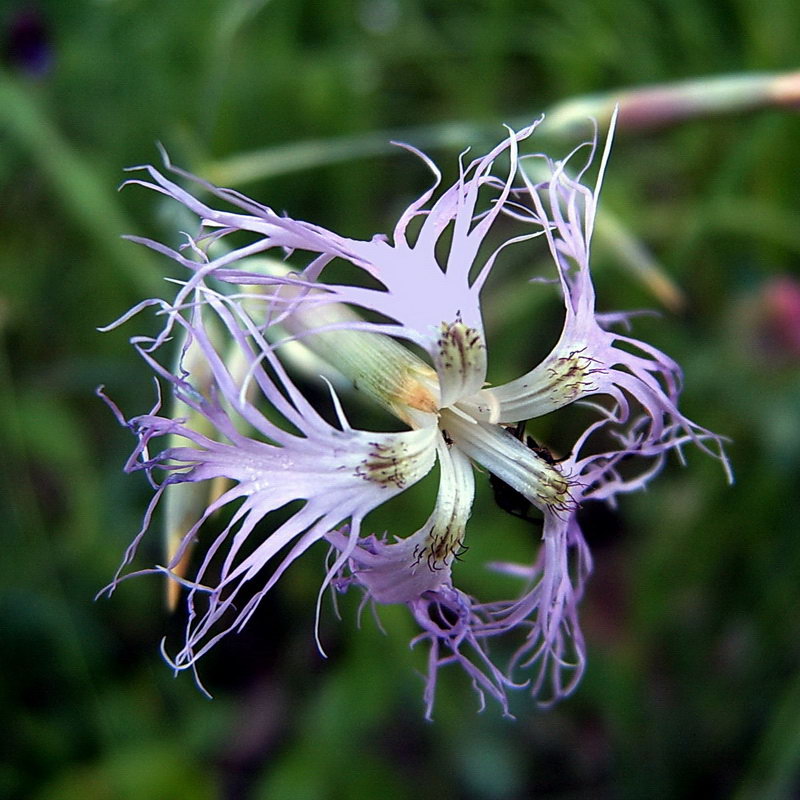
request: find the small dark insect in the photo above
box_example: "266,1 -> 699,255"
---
489,421 -> 564,523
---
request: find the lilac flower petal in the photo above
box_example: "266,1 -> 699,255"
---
126,126 -> 543,392
326,438 -> 474,603
483,120 -> 731,479
104,288 -> 438,670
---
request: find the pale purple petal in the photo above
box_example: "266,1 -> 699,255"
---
125,126 -> 543,392
483,122 -> 731,479
325,439 -> 474,603
102,287 -> 437,671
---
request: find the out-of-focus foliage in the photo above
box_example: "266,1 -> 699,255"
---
1,1 -> 799,798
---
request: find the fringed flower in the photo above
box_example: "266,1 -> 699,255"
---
102,113 -> 730,716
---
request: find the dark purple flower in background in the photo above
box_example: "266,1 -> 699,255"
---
3,7 -> 53,77
102,116 -> 730,716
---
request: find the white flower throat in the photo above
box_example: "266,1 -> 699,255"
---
286,303 -> 574,569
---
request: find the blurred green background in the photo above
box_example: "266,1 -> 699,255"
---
2,1 -> 799,798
